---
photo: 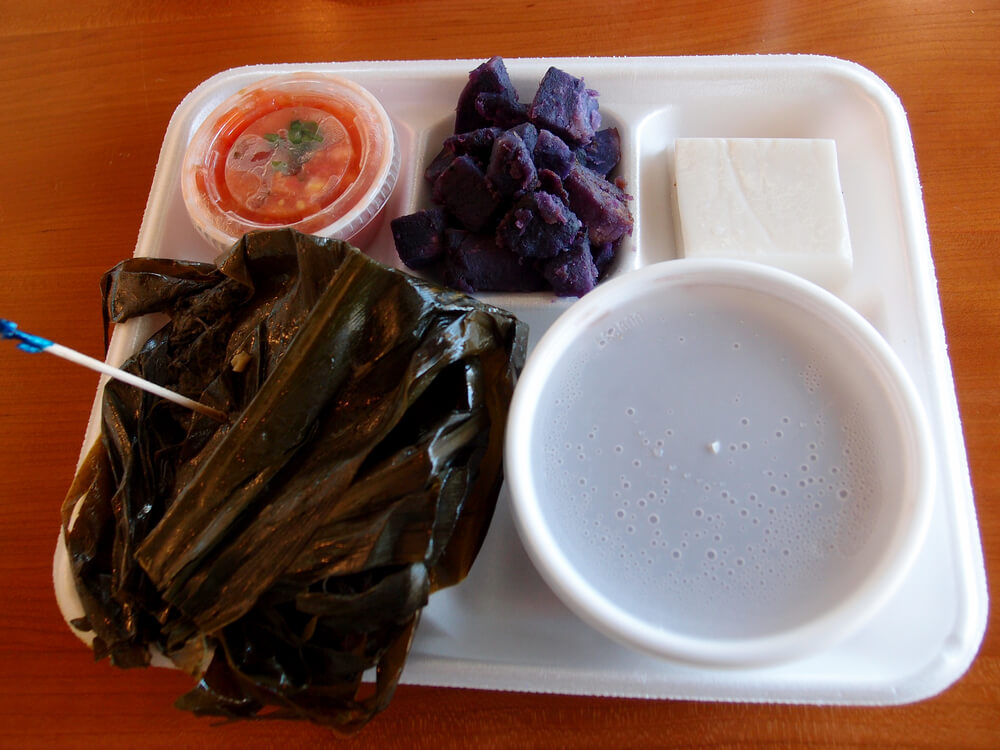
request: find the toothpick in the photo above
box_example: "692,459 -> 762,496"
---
2,318 -> 229,424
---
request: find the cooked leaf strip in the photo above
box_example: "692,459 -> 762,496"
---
61,229 -> 527,732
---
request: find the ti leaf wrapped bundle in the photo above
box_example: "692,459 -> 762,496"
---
60,229 -> 527,732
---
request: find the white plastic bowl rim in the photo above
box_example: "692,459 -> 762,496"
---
504,258 -> 935,669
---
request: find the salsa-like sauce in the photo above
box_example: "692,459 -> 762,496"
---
196,90 -> 367,225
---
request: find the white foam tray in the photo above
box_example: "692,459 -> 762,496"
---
54,55 -> 986,705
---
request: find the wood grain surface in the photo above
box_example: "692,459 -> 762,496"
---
1,1 -> 997,747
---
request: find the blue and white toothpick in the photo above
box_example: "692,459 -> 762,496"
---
2,318 -> 228,423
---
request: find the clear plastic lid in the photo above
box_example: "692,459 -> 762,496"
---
181,73 -> 399,250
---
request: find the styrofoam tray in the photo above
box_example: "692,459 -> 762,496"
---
54,55 -> 987,705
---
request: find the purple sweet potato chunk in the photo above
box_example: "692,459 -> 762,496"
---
424,147 -> 456,186
508,122 -> 538,154
396,58 -> 633,298
390,208 -> 447,270
443,126 -> 503,167
496,191 -> 583,259
533,128 -> 575,178
576,127 -> 621,176
528,67 -> 601,148
537,168 -> 569,202
564,162 -> 633,245
432,155 -> 501,233
455,56 -> 522,133
443,229 -> 544,293
475,92 -> 529,129
486,129 -> 539,199
544,232 -> 599,297
591,240 -> 617,277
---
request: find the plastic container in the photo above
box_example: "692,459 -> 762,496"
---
54,56 -> 985,706
180,72 -> 399,251
505,259 -> 935,668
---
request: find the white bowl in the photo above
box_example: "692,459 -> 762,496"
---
504,259 -> 934,668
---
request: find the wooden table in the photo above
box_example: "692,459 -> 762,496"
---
1,1 -> 997,747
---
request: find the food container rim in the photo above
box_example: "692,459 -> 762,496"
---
504,257 -> 936,668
